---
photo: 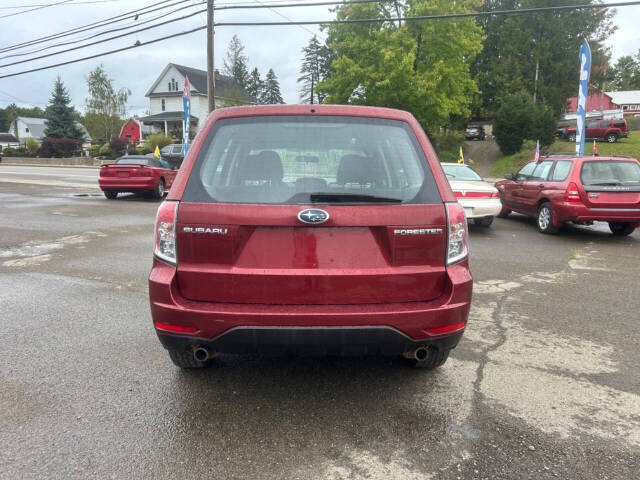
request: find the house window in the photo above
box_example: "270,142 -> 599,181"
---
623,105 -> 628,110
161,99 -> 165,111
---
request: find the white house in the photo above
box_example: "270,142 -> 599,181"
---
9,116 -> 91,147
139,63 -> 252,138
606,91 -> 640,117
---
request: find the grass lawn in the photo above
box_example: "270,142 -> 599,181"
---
490,131 -> 640,177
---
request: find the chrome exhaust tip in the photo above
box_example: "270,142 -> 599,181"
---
193,346 -> 209,362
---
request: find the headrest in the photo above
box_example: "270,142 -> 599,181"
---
337,154 -> 379,185
236,150 -> 284,184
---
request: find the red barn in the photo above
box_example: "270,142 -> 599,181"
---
566,92 -> 618,113
119,118 -> 152,144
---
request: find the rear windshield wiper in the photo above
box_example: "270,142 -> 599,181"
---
308,192 -> 403,203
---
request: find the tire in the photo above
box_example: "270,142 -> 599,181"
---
406,348 -> 450,369
568,133 -> 576,142
168,349 -> 210,369
152,178 -> 165,199
537,202 -> 559,234
103,190 -> 118,200
473,216 -> 494,227
608,222 -> 635,236
497,206 -> 511,218
605,133 -> 617,143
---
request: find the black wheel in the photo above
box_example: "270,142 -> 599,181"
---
473,216 -> 494,227
608,222 -> 635,236
568,134 -> 576,142
152,178 -> 165,199
605,133 -> 617,143
406,347 -> 450,369
168,349 -> 210,369
497,206 -> 511,218
537,202 -> 559,234
103,190 -> 117,199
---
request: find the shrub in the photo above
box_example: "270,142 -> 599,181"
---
109,137 -> 128,157
88,144 -> 102,157
136,144 -> 152,155
98,144 -> 111,157
493,94 -> 556,155
25,137 -> 40,155
1,146 -> 29,157
144,133 -> 172,153
40,137 -> 80,158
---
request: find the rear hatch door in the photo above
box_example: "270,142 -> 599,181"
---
579,160 -> 640,209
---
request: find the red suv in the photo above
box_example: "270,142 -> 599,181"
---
496,155 -> 640,235
149,105 -> 472,369
565,119 -> 628,143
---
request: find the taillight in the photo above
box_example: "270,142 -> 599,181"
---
154,201 -> 178,265
446,202 -> 469,265
491,191 -> 499,198
137,167 -> 151,177
453,191 -> 499,198
100,167 -> 110,177
565,182 -> 581,202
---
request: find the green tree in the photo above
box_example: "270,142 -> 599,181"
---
260,69 -> 284,104
297,36 -> 334,104
85,65 -> 130,141
610,51 -> 640,90
223,34 -> 250,88
319,0 -> 483,133
44,77 -> 83,140
493,94 -> 555,155
246,68 -> 263,103
0,108 -> 8,132
473,0 -> 616,117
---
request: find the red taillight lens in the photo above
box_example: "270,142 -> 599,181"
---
154,321 -> 197,333
154,201 -> 178,265
428,322 -> 467,335
454,191 -> 498,198
491,191 -> 499,198
137,167 -> 151,177
565,182 -> 581,202
446,202 -> 469,265
100,167 -> 110,177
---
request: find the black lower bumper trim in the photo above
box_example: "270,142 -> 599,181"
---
156,326 -> 464,356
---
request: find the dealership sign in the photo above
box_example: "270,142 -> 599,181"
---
575,40 -> 591,157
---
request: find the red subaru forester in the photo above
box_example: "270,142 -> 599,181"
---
149,105 -> 472,369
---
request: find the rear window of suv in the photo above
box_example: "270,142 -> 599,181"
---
580,161 -> 640,186
183,115 -> 440,205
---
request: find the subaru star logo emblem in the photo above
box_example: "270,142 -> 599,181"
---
297,208 -> 330,224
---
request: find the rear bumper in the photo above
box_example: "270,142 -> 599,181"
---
554,202 -> 640,225
458,198 -> 503,219
148,259 -> 472,355
99,177 -> 157,191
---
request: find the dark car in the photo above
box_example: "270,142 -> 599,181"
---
98,155 -> 177,200
160,144 -> 185,169
495,155 -> 640,235
149,105 -> 472,370
564,119 -> 628,143
465,125 -> 486,141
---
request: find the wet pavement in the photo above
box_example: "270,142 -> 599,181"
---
1,169 -> 639,479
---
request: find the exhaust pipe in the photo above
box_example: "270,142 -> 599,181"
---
193,346 -> 210,362
403,346 -> 429,361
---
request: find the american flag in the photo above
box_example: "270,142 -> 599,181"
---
183,76 -> 191,155
534,140 -> 540,162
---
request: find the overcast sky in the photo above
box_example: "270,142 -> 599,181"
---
0,0 -> 638,117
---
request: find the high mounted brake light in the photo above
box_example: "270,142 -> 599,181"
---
446,202 -> 469,265
154,201 -> 178,265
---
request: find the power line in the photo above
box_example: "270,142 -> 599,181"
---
215,0 -> 378,11
0,1 -> 206,60
0,0 -> 73,19
0,0 -> 122,8
213,1 -> 640,26
0,0 -> 187,54
0,26 -> 206,80
248,0 -> 316,36
0,7 -> 206,68
2,1 -> 639,79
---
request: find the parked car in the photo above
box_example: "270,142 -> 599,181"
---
98,155 -> 177,200
564,119 -> 628,143
149,105 -> 472,369
495,155 -> 640,235
160,144 -> 185,169
441,163 -> 502,227
464,125 -> 486,141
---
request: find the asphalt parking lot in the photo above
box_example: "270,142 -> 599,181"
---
1,165 -> 639,479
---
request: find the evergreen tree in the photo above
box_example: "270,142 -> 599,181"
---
44,77 -> 83,140
246,68 -> 263,104
260,69 -> 284,104
223,35 -> 250,88
297,36 -> 334,104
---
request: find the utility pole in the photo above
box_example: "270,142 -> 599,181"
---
207,0 -> 215,113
